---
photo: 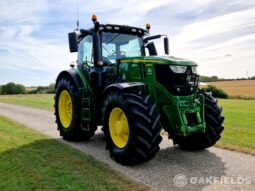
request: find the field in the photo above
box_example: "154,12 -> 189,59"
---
208,80 -> 255,97
0,116 -> 148,191
0,94 -> 254,155
216,99 -> 255,155
0,94 -> 54,110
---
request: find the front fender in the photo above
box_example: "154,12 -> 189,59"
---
56,69 -> 84,90
102,82 -> 146,96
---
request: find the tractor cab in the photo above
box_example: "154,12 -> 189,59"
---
77,25 -> 146,67
68,15 -> 169,68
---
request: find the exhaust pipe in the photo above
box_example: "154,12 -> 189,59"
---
90,14 -> 105,89
92,15 -> 103,67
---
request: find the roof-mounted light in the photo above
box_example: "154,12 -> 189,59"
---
146,23 -> 151,30
106,26 -> 112,30
92,14 -> 97,22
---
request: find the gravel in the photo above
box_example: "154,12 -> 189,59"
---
0,102 -> 254,191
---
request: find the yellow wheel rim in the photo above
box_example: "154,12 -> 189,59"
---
58,90 -> 73,128
109,108 -> 129,148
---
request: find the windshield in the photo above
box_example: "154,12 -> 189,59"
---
101,32 -> 144,64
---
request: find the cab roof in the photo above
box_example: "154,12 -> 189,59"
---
88,24 -> 148,37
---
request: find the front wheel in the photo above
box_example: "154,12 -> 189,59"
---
102,91 -> 162,165
174,91 -> 224,150
55,77 -> 96,141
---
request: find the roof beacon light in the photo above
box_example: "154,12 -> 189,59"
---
92,14 -> 97,22
146,23 -> 151,30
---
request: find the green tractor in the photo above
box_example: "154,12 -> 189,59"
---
55,15 -> 224,165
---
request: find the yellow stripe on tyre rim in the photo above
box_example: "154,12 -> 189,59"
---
109,108 -> 129,148
58,90 -> 73,128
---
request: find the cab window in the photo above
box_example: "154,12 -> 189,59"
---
101,32 -> 143,64
78,35 -> 93,66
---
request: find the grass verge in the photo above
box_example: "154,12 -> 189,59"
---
0,116 -> 149,191
0,94 -> 54,110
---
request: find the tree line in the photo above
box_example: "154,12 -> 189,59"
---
200,75 -> 255,82
0,82 -> 55,95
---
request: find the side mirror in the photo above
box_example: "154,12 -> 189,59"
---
68,32 -> 78,52
164,37 -> 169,55
147,42 -> 157,56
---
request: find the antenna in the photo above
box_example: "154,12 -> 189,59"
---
76,0 -> 79,30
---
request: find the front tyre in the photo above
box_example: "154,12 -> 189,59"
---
102,91 -> 162,165
55,77 -> 95,141
175,91 -> 224,150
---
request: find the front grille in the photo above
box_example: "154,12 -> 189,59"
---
155,64 -> 199,96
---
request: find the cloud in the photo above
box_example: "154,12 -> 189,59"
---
170,6 -> 255,78
173,7 -> 255,46
0,0 -> 75,85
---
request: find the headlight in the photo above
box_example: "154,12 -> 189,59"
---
191,66 -> 197,74
169,65 -> 187,73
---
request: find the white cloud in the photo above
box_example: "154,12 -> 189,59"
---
172,7 -> 255,46
0,0 -> 75,85
170,7 -> 255,78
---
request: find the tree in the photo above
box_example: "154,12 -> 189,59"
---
203,85 -> 228,99
28,83 -> 55,94
1,82 -> 26,95
47,83 -> 55,94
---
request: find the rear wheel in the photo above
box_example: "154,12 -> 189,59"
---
175,91 -> 224,150
102,91 -> 162,165
55,77 -> 96,141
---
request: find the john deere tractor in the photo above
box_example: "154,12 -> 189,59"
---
55,15 -> 224,165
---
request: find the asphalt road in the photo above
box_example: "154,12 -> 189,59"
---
0,102 -> 254,191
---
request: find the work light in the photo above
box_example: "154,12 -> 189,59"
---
169,65 -> 187,73
191,66 -> 197,74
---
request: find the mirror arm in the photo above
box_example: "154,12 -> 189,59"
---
80,29 -> 93,35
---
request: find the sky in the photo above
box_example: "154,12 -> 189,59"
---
0,0 -> 255,86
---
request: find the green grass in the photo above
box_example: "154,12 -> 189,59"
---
216,99 -> 255,155
0,94 -> 54,110
0,116 -> 149,191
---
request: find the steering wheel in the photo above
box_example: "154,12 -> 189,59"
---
102,57 -> 112,66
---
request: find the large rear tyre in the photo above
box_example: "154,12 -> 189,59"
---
102,91 -> 162,165
175,91 -> 224,150
55,77 -> 96,141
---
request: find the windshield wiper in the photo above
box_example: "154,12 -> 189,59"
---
102,45 -> 112,55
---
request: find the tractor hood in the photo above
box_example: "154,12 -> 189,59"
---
120,56 -> 197,66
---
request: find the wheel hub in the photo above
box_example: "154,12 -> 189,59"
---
58,90 -> 73,128
109,108 -> 129,148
